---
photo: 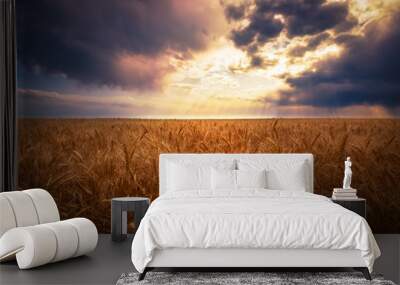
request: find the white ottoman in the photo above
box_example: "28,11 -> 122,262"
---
0,189 -> 98,269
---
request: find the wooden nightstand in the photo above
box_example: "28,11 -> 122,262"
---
331,198 -> 366,219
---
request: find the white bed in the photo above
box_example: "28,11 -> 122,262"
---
131,154 -> 380,280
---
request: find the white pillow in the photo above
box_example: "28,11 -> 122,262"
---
167,162 -> 211,191
266,160 -> 307,191
236,169 -> 267,189
211,168 -> 236,190
238,159 -> 308,191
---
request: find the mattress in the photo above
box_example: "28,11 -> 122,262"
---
131,190 -> 380,273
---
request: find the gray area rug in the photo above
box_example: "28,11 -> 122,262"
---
116,272 -> 396,285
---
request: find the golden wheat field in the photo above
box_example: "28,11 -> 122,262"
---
18,119 -> 400,233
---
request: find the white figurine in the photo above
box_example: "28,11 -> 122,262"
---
343,157 -> 352,189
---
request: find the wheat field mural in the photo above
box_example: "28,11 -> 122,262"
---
18,119 -> 400,233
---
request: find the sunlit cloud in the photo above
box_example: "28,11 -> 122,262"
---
16,0 -> 400,118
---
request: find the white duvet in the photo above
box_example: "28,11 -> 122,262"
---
131,190 -> 380,273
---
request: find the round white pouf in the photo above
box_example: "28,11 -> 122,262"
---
64,218 -> 98,257
0,226 -> 57,268
0,218 -> 98,269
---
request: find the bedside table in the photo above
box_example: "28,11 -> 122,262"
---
111,197 -> 150,241
331,198 -> 366,219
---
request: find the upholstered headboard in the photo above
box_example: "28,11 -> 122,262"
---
159,153 -> 314,195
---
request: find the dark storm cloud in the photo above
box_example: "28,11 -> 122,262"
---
276,14 -> 400,108
17,0 -> 213,90
289,32 -> 331,57
230,11 -> 284,47
256,0 -> 353,37
227,0 -> 355,64
308,32 -> 331,49
225,4 -> 245,21
17,89 -> 151,117
250,55 -> 264,67
231,28 -> 257,47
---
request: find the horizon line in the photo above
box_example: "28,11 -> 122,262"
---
17,116 -> 399,120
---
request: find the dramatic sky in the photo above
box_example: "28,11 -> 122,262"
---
17,0 -> 400,118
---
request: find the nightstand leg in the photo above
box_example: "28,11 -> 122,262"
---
121,210 -> 127,237
133,202 -> 149,235
112,203 -> 124,241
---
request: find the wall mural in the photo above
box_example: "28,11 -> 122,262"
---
16,0 -> 400,233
